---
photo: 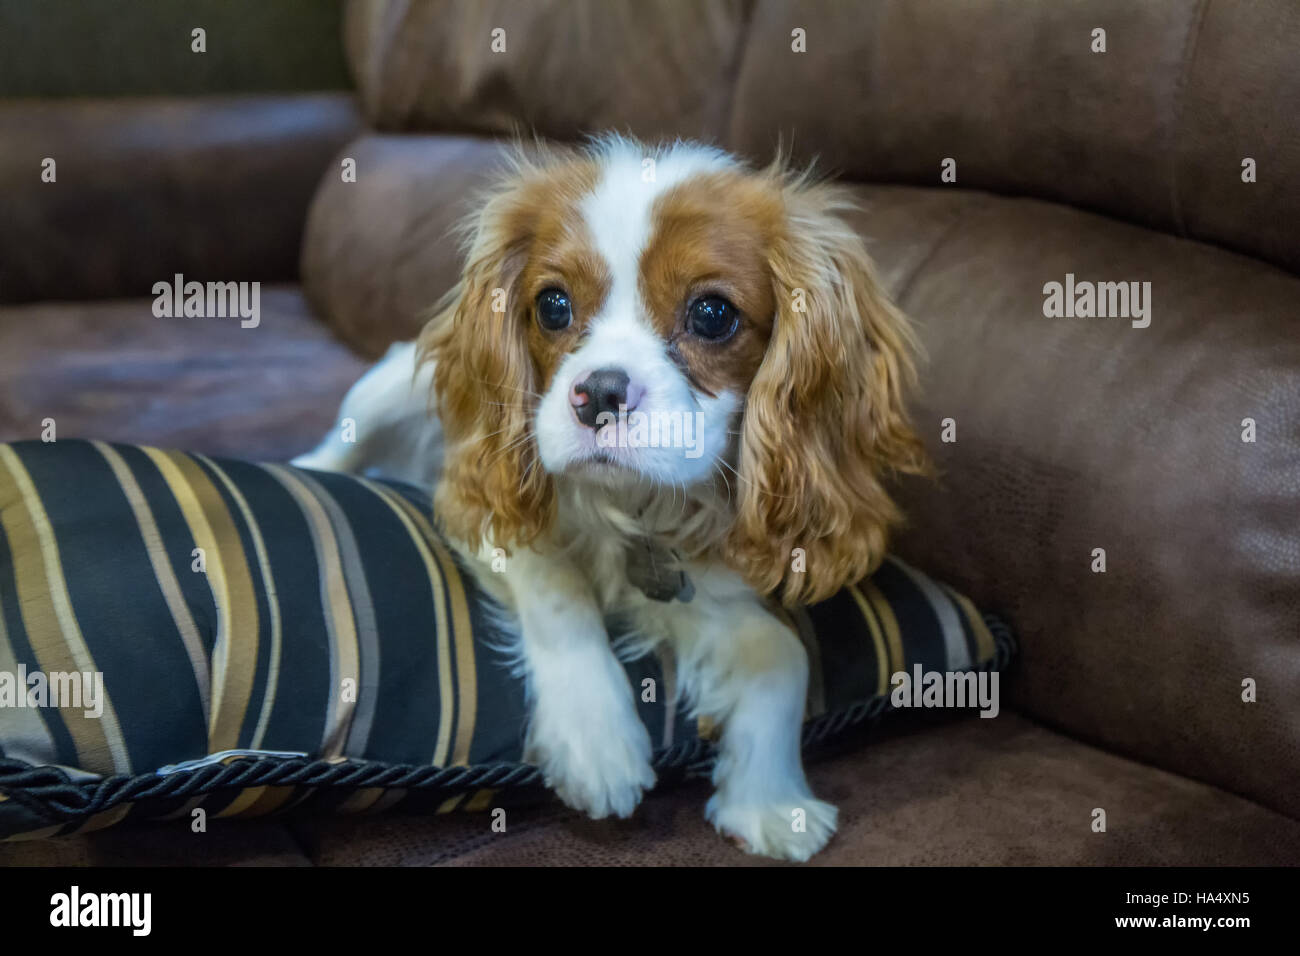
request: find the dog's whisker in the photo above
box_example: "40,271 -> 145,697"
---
457,424 -> 516,448
463,376 -> 544,401
485,429 -> 538,466
711,458 -> 734,506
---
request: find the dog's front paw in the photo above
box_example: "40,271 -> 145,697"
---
705,792 -> 838,862
528,700 -> 656,820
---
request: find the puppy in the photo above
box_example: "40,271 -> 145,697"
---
296,136 -> 927,860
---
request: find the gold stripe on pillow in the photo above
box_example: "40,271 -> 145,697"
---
0,582 -> 59,766
862,579 -> 906,681
239,785 -> 298,818
375,483 -> 478,767
288,469 -> 382,756
891,558 -> 973,671
338,788 -> 386,814
263,464 -> 361,758
436,793 -> 468,813
943,582 -> 997,663
0,445 -> 131,775
74,804 -> 133,834
360,480 -> 457,767
216,786 -> 269,818
197,454 -> 284,750
847,583 -> 890,697
143,447 -> 261,754
92,441 -> 213,727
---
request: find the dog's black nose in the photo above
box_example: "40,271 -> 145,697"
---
570,367 -> 631,429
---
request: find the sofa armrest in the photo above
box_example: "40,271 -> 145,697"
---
864,188 -> 1300,821
0,93 -> 360,303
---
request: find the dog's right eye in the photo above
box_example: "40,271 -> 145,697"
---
535,289 -> 573,331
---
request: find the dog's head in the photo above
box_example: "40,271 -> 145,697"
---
422,137 -> 927,603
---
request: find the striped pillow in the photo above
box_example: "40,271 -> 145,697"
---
0,440 -> 1013,840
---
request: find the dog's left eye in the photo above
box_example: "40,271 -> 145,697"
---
535,288 -> 573,331
686,296 -> 739,341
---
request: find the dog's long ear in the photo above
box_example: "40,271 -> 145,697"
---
418,175 -> 554,552
726,178 -> 929,605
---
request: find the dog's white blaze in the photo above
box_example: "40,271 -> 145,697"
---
580,138 -> 735,342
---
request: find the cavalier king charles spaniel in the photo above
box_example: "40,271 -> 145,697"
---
296,135 -> 927,861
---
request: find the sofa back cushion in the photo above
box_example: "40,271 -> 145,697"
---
0,95 -> 359,303
343,0 -> 1300,274
343,0 -> 747,144
728,0 -> 1300,275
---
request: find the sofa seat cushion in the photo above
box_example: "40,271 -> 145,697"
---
0,817 -> 311,867
288,712 -> 1300,866
7,712 -> 1277,867
0,286 -> 368,461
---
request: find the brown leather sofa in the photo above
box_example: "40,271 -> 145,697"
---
2,0 -> 1297,866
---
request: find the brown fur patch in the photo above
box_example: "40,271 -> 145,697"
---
639,170 -> 785,397
420,151 -> 608,551
508,162 -> 611,392
720,175 -> 931,604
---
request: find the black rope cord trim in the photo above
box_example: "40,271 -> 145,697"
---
0,614 -> 1015,830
